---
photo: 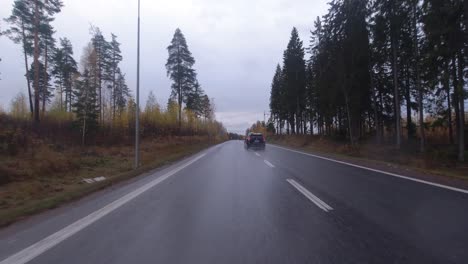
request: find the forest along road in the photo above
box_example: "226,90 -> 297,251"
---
1,141 -> 468,264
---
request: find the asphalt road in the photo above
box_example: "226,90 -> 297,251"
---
1,141 -> 468,264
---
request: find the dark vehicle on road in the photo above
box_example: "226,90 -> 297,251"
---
245,132 -> 266,150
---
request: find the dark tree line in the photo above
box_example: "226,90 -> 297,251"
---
269,0 -> 467,161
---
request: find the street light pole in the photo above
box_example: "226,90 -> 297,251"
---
134,0 -> 141,169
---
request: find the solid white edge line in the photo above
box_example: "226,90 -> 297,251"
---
0,153 -> 207,264
270,144 -> 468,195
264,160 -> 275,168
287,179 -> 333,212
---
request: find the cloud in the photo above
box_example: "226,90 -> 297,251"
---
216,111 -> 266,134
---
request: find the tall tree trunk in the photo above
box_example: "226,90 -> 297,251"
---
59,80 -> 63,111
457,52 -> 465,162
318,115 -> 323,135
297,114 -> 301,134
344,93 -> 355,146
370,70 -> 381,144
276,116 -> 279,135
42,41 -> 48,115
33,0 -> 40,123
111,52 -> 116,121
290,115 -> 295,134
278,118 -> 282,134
379,89 -> 385,142
417,85 -> 425,152
391,32 -> 401,148
112,61 -> 116,121
303,112 -> 307,134
445,61 -> 454,145
98,43 -> 102,124
452,56 -> 461,146
295,100 -> 301,134
82,112 -> 86,146
178,85 -> 182,131
21,20 -> 34,116
390,1 -> 401,148
338,108 -> 343,133
405,65 -> 414,141
460,0 -> 468,151
68,79 -> 72,112
412,0 -> 425,152
405,68 -> 412,140
177,45 -> 182,131
82,89 -> 87,146
310,115 -> 314,135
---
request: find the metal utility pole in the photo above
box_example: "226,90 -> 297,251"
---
134,0 -> 141,169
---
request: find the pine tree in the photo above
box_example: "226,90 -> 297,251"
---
265,0 -> 465,157
39,16 -> 56,114
114,68 -> 130,115
108,33 -> 123,119
370,7 -> 395,143
185,81 -> 206,117
305,0 -> 371,143
371,0 -> 410,147
422,0 -> 466,161
269,64 -> 283,133
341,0 -> 372,145
308,17 -> 325,135
73,44 -> 99,145
4,0 -> 35,115
411,0 -> 426,152
282,27 -> 306,134
73,68 -> 99,145
90,26 -> 111,123
30,0 -> 63,122
166,28 -> 197,130
28,61 -> 52,110
52,38 -> 77,112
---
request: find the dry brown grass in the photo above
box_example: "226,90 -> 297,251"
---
0,136 -> 217,227
269,135 -> 468,180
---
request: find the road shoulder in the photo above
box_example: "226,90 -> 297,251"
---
268,142 -> 468,191
0,141 -> 221,228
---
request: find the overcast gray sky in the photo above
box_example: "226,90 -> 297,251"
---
0,0 -> 329,134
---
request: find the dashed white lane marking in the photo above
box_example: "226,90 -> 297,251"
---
264,160 -> 275,168
255,152 -> 261,157
270,144 -> 468,195
287,179 -> 333,212
0,153 -> 207,264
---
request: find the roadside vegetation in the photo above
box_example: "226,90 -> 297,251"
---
0,1 -> 227,226
265,0 -> 467,166
247,120 -> 468,183
0,98 -> 226,227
